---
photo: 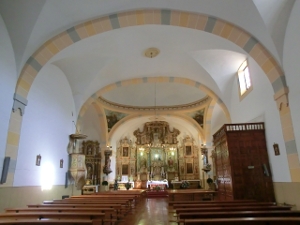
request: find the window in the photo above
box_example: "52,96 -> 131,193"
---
238,60 -> 252,98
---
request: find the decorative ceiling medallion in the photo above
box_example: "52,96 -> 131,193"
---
144,48 -> 160,58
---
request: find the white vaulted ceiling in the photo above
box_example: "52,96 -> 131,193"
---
0,0 -> 294,116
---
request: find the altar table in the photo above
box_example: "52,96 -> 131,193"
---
147,180 -> 169,189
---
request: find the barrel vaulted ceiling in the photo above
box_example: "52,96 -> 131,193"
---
0,0 -> 294,121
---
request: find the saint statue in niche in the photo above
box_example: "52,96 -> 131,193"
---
140,158 -> 147,168
87,165 -> 92,179
168,157 -> 174,167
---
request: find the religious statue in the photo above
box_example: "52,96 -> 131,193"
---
87,165 -> 92,179
168,157 -> 174,167
103,149 -> 112,175
140,158 -> 147,168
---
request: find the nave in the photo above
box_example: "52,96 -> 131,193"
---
117,198 -> 176,225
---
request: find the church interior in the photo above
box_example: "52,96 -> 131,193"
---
1,0 -> 300,219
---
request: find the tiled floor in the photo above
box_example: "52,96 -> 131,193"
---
117,197 -> 177,225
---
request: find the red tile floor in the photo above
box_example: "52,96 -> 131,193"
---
116,197 -> 177,225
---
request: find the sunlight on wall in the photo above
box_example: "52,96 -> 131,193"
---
41,162 -> 54,190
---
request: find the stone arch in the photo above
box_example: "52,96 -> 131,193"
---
15,9 -> 288,102
5,9 -> 295,185
77,76 -> 231,125
106,113 -> 206,145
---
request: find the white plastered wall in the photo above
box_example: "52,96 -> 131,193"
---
283,0 -> 300,160
229,57 -> 290,182
15,64 -> 76,187
0,15 -> 16,170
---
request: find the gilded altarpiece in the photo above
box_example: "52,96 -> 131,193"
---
116,137 -> 136,184
81,141 -> 101,186
178,136 -> 200,180
133,121 -> 181,188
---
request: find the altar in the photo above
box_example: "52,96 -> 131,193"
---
147,180 -> 169,190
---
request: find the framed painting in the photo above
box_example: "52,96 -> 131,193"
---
122,164 -> 129,175
123,147 -> 129,157
186,163 -> 193,174
186,146 -> 192,155
273,143 -> 280,156
186,163 -> 193,173
36,154 -> 41,166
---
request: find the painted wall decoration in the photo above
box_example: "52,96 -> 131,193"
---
104,109 -> 128,132
187,109 -> 205,128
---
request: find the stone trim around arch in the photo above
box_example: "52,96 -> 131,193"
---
15,9 -> 288,104
76,77 -> 230,135
104,113 -> 206,147
5,9 -> 296,185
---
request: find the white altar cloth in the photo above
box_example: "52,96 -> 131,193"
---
147,180 -> 169,188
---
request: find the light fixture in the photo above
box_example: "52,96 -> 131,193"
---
145,48 -> 160,58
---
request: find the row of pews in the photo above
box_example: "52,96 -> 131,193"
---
0,190 -> 145,225
169,199 -> 300,225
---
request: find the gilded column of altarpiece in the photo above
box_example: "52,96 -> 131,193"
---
81,140 -> 101,185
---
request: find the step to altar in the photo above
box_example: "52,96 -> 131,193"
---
146,190 -> 168,198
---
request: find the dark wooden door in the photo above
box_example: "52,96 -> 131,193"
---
213,123 -> 275,202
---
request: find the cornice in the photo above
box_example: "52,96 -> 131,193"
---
98,96 -> 211,112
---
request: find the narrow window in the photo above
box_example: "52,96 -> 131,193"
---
238,60 -> 252,99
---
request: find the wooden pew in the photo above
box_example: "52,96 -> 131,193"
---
45,199 -> 132,215
169,199 -> 256,206
182,217 -> 300,225
95,190 -> 147,200
174,205 -> 293,215
5,207 -> 117,224
0,219 -> 101,224
173,202 -> 276,209
0,212 -> 105,223
28,203 -> 125,220
178,210 -> 300,219
69,195 -> 137,206
71,194 -> 140,205
45,199 -> 130,205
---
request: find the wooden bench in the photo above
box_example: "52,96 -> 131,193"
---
0,218 -> 101,224
28,204 -> 124,220
94,190 -> 145,199
69,195 -> 138,206
0,212 -> 105,223
45,199 -> 131,205
182,217 -> 300,225
169,199 -> 256,206
71,194 -> 140,205
178,210 -> 300,219
173,202 -> 276,209
44,199 -> 131,213
5,207 -> 117,224
174,205 -> 293,215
